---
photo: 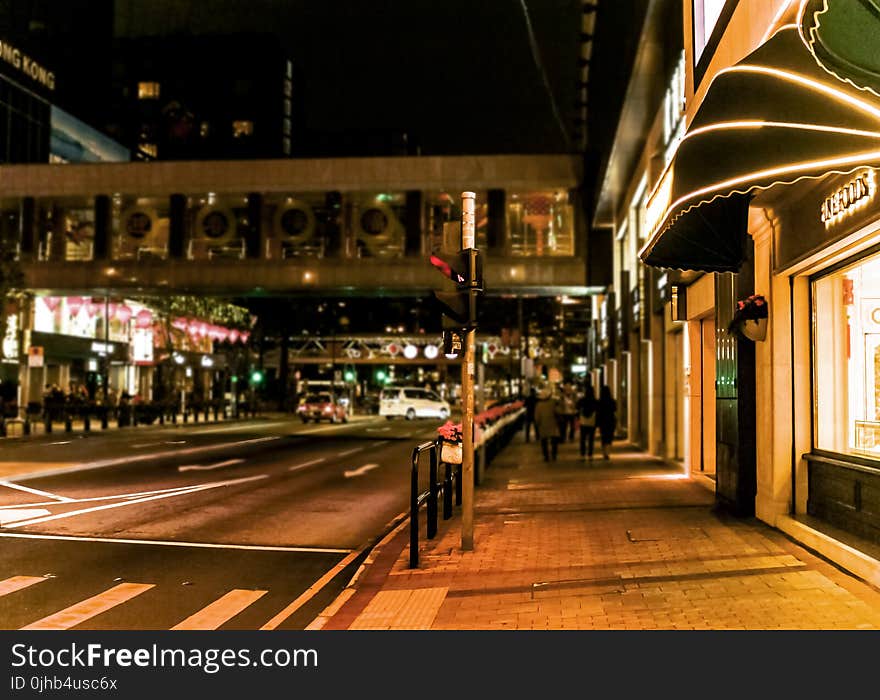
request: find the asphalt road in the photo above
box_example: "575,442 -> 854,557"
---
0,414 -> 443,630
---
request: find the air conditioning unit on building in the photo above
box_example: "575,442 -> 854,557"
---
355,201 -> 402,256
273,199 -> 316,246
195,202 -> 239,247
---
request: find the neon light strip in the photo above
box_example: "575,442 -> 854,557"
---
717,64 -> 880,121
639,151 -> 880,259
761,3 -> 797,45
682,120 -> 880,143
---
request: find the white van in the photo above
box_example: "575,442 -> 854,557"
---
379,386 -> 450,420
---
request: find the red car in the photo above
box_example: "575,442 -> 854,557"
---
296,392 -> 348,423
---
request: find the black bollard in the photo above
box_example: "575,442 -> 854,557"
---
0,418 -> 6,438
83,413 -> 90,432
101,409 -> 109,430
64,414 -> 72,432
23,418 -> 30,436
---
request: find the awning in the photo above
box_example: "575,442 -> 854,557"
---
641,16 -> 880,272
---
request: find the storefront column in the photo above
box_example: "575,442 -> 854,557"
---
169,194 -> 187,259
246,193 -> 262,259
404,190 -> 423,257
487,189 -> 507,255
19,197 -> 36,260
93,195 -> 111,261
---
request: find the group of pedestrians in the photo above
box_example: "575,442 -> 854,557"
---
523,380 -> 616,463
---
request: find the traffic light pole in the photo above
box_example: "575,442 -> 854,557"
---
460,191 -> 476,551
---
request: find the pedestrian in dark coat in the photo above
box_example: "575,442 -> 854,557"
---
533,386 -> 561,462
596,384 -> 617,460
576,382 -> 598,460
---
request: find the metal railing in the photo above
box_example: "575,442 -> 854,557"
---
408,408 -> 524,568
410,439 -> 461,569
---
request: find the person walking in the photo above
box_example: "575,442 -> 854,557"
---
596,384 -> 617,460
533,385 -> 561,462
576,382 -> 598,461
558,385 -> 578,443
523,388 -> 537,443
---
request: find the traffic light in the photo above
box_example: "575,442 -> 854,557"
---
250,369 -> 264,385
429,248 -> 483,329
344,368 -> 356,383
375,368 -> 388,384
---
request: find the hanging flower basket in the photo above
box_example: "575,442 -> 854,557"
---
740,317 -> 767,341
728,294 -> 768,341
437,421 -> 463,464
440,439 -> 463,464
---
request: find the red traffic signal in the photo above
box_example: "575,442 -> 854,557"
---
429,249 -> 483,291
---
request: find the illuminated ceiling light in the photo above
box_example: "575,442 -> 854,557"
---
303,271 -> 315,283
424,344 -> 438,359
403,344 -> 418,359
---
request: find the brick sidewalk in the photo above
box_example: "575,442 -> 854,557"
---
316,434 -> 880,630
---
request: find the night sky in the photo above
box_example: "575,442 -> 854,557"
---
113,0 -> 584,155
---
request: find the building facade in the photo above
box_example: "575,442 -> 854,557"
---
601,0 -> 880,585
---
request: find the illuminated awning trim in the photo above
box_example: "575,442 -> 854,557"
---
641,21 -> 880,272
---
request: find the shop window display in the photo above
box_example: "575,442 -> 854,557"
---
813,250 -> 880,459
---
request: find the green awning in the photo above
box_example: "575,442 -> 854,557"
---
641,17 -> 880,272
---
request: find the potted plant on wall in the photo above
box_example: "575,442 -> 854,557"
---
437,421 -> 463,464
728,294 -> 768,341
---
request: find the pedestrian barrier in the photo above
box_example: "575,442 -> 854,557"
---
408,402 -> 525,568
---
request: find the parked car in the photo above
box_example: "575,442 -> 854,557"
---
296,392 -> 348,423
379,386 -> 450,421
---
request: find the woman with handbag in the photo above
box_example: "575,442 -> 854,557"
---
576,382 -> 597,461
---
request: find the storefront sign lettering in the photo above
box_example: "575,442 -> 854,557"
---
820,171 -> 875,228
0,39 -> 55,90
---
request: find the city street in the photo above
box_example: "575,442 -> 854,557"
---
0,414 -> 443,630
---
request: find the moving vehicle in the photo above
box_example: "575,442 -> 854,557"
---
296,392 -> 348,423
379,386 -> 450,421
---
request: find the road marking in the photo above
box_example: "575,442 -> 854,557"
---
10,436 -> 280,483
131,442 -> 162,449
372,440 -> 390,448
0,531 -> 353,554
20,582 -> 154,630
165,440 -> 186,444
178,458 -> 245,472
261,550 -> 361,630
288,457 -> 326,472
0,575 -> 47,597
191,421 -> 287,435
344,463 -> 380,478
366,427 -> 391,432
3,474 -> 268,529
47,441 -> 72,446
0,481 -> 73,503
0,481 -> 245,510
172,589 -> 268,630
336,446 -> 365,457
0,508 -> 51,525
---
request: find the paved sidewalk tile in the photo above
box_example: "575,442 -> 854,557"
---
329,435 -> 880,631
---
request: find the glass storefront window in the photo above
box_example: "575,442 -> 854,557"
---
813,250 -> 880,460
507,190 -> 574,257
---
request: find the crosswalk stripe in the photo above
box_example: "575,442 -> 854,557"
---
0,576 -> 47,597
20,583 -> 154,630
171,589 -> 267,630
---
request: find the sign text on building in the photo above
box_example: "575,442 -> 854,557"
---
0,39 -> 55,91
820,171 -> 876,228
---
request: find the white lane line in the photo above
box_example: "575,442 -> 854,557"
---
48,441 -> 72,446
10,436 -> 280,483
288,457 -> 326,472
0,508 -> 51,525
131,442 -> 162,449
372,440 -> 390,448
0,481 -> 73,503
0,575 -> 48,597
299,422 -> 358,435
366,427 -> 391,432
336,446 -> 365,457
178,458 -> 245,472
0,482 -> 236,510
3,474 -> 268,529
190,421 -> 287,435
344,463 -> 380,478
0,531 -> 353,554
165,440 -> 186,445
20,582 -> 155,630
172,589 -> 268,630
261,550 -> 361,630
